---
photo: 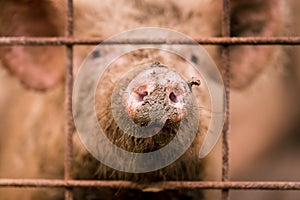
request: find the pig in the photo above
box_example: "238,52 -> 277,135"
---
0,0 -> 299,199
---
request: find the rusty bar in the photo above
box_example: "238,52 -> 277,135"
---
66,0 -> 74,38
1,179 -> 300,190
64,0 -> 74,200
222,0 -> 231,199
65,46 -> 74,181
1,37 -> 300,45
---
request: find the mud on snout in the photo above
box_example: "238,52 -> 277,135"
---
110,62 -> 199,153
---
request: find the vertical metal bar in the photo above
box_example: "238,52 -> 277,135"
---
222,0 -> 231,200
65,0 -> 74,200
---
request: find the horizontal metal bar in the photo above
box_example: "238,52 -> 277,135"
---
1,179 -> 300,191
0,37 -> 300,46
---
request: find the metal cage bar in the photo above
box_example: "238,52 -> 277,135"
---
221,0 -> 231,199
1,179 -> 300,190
64,0 -> 74,200
1,36 -> 300,45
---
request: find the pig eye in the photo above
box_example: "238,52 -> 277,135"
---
169,92 -> 178,103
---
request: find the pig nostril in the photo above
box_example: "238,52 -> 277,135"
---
169,92 -> 178,103
138,91 -> 148,101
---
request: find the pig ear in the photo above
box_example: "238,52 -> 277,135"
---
0,0 -> 65,90
230,0 -> 284,89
